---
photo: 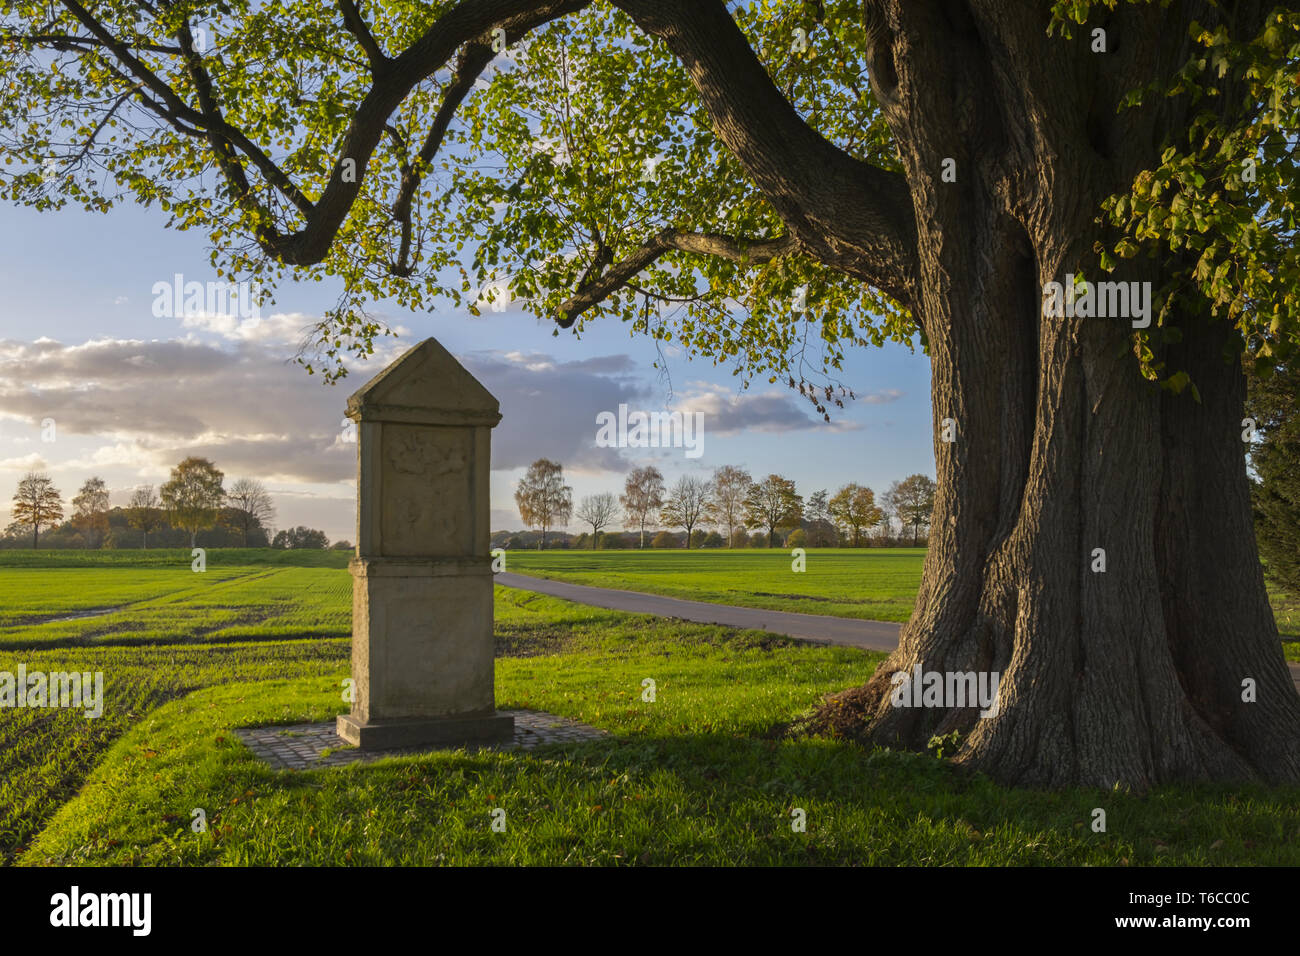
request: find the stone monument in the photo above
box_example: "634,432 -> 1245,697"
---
336,337 -> 514,749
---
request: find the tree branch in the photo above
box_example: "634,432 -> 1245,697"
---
70,88 -> 136,164
34,0 -> 916,315
389,39 -> 496,276
556,228 -> 799,327
57,0 -> 313,217
33,0 -> 591,268
1,31 -> 181,54
338,0 -> 389,76
176,22 -> 254,212
271,0 -> 593,266
611,0 -> 918,305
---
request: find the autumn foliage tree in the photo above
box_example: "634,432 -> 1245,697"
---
744,474 -> 803,548
827,482 -> 883,546
705,465 -> 752,548
882,474 -> 936,546
11,472 -> 62,549
514,458 -> 573,549
160,457 -> 225,548
70,476 -> 111,548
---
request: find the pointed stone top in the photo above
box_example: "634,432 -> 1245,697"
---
346,337 -> 501,426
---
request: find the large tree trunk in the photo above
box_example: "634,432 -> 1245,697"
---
808,0 -> 1300,789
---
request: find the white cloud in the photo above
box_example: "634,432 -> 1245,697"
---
61,441 -> 165,473
179,311 -> 311,346
0,335 -> 357,482
0,452 -> 47,472
0,331 -> 866,539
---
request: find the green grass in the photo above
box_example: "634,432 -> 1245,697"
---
19,589 -> 1300,867
0,568 -> 241,625
0,547 -> 352,569
0,566 -> 351,649
0,639 -> 350,863
5,549 -> 1299,867
504,547 -> 1300,639
9,547 -> 1297,636
0,553 -> 354,861
504,548 -> 926,622
1272,588 -> 1300,650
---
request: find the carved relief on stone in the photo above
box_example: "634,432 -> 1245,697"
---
389,428 -> 467,477
380,424 -> 473,555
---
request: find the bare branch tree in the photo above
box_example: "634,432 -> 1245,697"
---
704,465 -> 750,548
575,492 -> 619,546
226,477 -> 276,547
620,466 -> 665,549
127,485 -> 163,548
659,475 -> 712,549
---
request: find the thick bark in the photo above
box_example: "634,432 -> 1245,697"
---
803,0 -> 1300,789
833,275 -> 1300,788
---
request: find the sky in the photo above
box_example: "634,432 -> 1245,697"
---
0,198 -> 935,545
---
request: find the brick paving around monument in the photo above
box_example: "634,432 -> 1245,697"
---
235,710 -> 608,770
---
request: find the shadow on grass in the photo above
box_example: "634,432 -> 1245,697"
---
21,708 -> 1300,867
11,591 -> 1300,868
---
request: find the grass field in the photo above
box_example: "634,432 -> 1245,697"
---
4,548 -> 1299,866
0,550 -> 354,862
504,547 -> 1300,644
0,638 -> 349,863
0,566 -> 351,649
505,548 -> 926,622
0,547 -> 352,569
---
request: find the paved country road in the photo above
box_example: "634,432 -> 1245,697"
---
495,572 -> 901,651
495,572 -> 1300,693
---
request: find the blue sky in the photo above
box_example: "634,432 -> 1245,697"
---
0,198 -> 935,544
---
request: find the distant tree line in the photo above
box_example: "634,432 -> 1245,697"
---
506,458 -> 937,549
3,457 -> 343,550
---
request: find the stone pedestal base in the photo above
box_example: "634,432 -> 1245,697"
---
336,711 -> 516,751
343,557 -> 501,734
